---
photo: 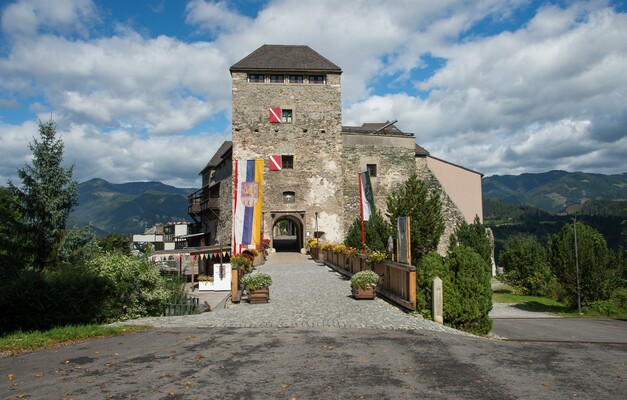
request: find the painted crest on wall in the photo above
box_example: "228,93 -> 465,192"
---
240,182 -> 260,207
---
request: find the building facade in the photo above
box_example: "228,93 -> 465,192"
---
189,45 -> 483,254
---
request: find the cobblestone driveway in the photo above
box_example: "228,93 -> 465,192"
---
121,253 -> 459,333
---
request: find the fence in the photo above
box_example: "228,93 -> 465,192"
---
318,250 -> 416,311
163,295 -> 200,316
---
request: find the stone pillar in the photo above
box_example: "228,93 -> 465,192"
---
432,276 -> 443,324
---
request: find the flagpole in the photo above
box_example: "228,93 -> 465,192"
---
358,172 -> 365,244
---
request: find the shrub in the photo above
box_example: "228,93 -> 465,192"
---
241,272 -> 272,291
549,221 -> 619,307
350,270 -> 380,289
499,235 -> 555,296
444,246 -> 493,335
90,252 -> 170,321
416,251 -> 450,311
0,268 -> 111,334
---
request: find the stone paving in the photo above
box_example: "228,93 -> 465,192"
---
120,252 -> 462,334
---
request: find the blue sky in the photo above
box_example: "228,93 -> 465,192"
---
0,0 -> 626,187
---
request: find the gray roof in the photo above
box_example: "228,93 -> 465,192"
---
230,45 -> 342,73
342,121 -> 413,137
415,144 -> 429,156
200,141 -> 232,173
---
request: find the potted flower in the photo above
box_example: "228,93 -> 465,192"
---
366,250 -> 387,265
197,274 -> 214,291
320,243 -> 334,262
350,270 -> 379,299
231,254 -> 253,273
241,272 -> 273,304
307,238 -> 319,260
345,247 -> 360,272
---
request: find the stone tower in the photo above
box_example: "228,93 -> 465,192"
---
230,45 -> 345,246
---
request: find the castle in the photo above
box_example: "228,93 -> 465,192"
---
187,45 -> 483,254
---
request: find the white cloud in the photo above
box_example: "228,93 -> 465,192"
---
185,0 -> 252,34
1,0 -> 98,38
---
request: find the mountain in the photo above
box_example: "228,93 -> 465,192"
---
482,170 -> 627,213
69,178 -> 198,235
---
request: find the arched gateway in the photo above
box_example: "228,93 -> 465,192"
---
270,212 -> 304,253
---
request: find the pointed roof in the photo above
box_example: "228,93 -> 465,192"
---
200,141 -> 232,173
230,45 -> 342,73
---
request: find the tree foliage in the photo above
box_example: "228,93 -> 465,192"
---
344,211 -> 391,252
549,221 -> 619,306
8,120 -> 78,271
449,216 -> 492,267
386,174 -> 444,263
99,233 -> 132,255
499,235 -> 555,296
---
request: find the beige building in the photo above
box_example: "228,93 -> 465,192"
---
188,45 -> 483,254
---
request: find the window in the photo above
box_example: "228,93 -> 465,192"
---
248,74 -> 264,83
282,155 -> 294,169
270,74 -> 284,83
309,75 -> 324,84
282,109 -> 292,123
283,191 -> 295,204
367,164 -> 377,177
289,75 -> 303,83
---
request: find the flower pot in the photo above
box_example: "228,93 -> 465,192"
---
352,285 -> 376,300
247,288 -> 270,304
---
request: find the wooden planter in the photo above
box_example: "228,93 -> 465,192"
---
352,285 -> 376,300
247,288 -> 270,304
310,247 -> 319,260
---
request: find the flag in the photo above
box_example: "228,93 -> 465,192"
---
269,155 -> 282,171
359,170 -> 375,221
233,159 -> 264,253
269,107 -> 281,123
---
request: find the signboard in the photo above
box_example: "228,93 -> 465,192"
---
397,216 -> 411,264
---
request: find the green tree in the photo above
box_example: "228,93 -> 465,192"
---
386,174 -> 444,263
0,187 -> 25,278
549,221 -> 618,307
344,211 -> 391,252
499,235 -> 555,296
99,233 -> 132,256
8,120 -> 78,271
444,245 -> 493,334
449,216 -> 492,267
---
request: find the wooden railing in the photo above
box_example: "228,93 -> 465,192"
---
317,250 -> 416,311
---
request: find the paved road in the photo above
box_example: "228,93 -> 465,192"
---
119,253 -> 457,333
2,253 -> 626,399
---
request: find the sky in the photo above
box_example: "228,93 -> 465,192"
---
0,0 -> 625,188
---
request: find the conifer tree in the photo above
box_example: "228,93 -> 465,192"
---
8,119 -> 78,271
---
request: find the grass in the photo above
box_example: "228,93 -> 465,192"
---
0,324 -> 150,355
493,282 -> 627,318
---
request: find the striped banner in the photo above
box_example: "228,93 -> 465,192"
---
233,159 -> 264,253
269,155 -> 282,171
359,170 -> 375,221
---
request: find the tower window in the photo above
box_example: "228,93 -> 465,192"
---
248,74 -> 264,83
367,164 -> 377,177
289,75 -> 303,83
282,155 -> 294,169
309,75 -> 324,84
283,191 -> 295,204
282,109 -> 293,123
270,75 -> 284,83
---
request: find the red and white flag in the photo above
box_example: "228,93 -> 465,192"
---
269,107 -> 281,123
269,155 -> 282,171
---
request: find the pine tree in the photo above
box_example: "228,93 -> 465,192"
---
8,120 -> 78,271
386,174 -> 444,263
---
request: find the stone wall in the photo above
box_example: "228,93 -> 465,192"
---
341,134 -> 416,236
231,71 -> 345,244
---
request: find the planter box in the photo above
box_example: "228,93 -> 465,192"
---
352,286 -> 376,300
247,288 -> 270,304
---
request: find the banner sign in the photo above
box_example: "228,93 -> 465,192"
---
233,159 -> 264,253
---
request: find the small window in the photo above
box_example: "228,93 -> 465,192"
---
309,75 -> 324,84
289,75 -> 303,83
283,191 -> 295,204
282,155 -> 294,169
282,109 -> 292,123
270,75 -> 284,83
248,74 -> 264,83
367,164 -> 377,177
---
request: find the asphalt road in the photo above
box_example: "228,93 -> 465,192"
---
491,317 -> 627,343
2,327 -> 625,399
